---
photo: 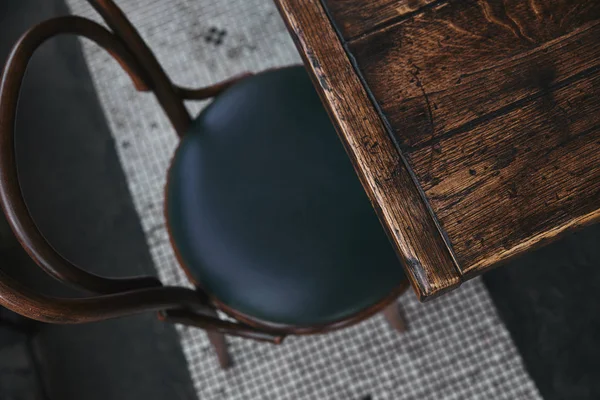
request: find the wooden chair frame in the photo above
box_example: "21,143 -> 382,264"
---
0,0 -> 409,368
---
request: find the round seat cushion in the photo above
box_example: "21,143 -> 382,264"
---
166,66 -> 405,327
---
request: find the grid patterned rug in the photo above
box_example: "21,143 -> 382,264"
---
66,1 -> 542,399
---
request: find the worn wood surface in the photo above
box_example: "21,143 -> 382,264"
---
410,72 -> 600,274
275,0 -> 461,299
347,1 -> 600,151
344,0 -> 600,276
278,0 -> 600,297
324,0 -> 439,39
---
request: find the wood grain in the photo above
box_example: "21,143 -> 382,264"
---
340,0 -> 600,274
323,0 -> 440,39
349,0 -> 600,151
410,72 -> 600,273
275,0 -> 461,299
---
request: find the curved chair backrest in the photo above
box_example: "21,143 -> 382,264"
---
0,0 -> 282,343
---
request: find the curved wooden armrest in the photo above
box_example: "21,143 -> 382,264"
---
0,269 -> 278,341
0,16 -> 163,294
0,270 -> 208,323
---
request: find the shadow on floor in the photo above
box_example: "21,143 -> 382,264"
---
484,222 -> 600,400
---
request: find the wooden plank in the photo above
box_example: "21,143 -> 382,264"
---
275,0 -> 461,299
323,0 -> 440,39
348,0 -> 600,152
341,0 -> 600,273
410,71 -> 600,274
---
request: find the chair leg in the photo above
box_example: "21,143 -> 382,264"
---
206,330 -> 233,369
382,301 -> 407,334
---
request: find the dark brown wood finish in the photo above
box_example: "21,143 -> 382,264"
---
341,0 -> 600,276
0,16 -> 163,295
325,0 -> 441,39
277,0 -> 600,296
87,0 -> 192,136
275,0 -> 461,299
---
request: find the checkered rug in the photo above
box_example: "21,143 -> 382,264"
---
66,1 -> 542,399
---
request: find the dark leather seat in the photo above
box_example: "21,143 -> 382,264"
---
166,66 -> 405,327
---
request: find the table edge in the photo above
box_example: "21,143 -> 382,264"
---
274,0 -> 463,300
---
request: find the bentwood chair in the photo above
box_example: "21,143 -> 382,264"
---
0,0 -> 409,368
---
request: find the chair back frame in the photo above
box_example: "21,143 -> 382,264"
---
0,0 -> 408,340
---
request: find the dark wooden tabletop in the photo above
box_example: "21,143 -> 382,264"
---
275,0 -> 600,300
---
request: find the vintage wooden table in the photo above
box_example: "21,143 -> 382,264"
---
275,0 -> 600,299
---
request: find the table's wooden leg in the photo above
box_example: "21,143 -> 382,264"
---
206,330 -> 232,369
382,301 -> 407,334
